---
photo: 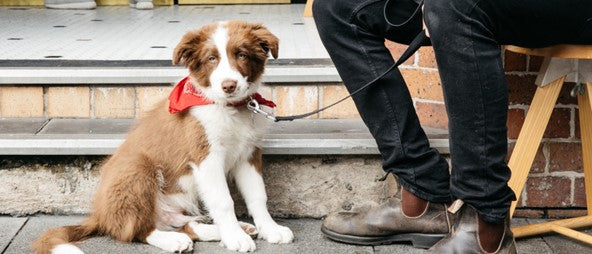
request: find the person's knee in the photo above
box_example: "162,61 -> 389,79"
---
312,0 -> 334,19
313,0 -> 352,36
423,0 -> 457,39
312,0 -> 345,27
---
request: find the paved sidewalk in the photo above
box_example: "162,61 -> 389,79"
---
1,216 -> 590,254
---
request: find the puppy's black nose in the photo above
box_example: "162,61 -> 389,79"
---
222,80 -> 237,94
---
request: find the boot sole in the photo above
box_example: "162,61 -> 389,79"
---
321,225 -> 445,249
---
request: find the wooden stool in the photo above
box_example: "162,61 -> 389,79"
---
506,45 -> 592,244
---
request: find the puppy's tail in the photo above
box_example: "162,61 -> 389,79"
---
32,217 -> 98,254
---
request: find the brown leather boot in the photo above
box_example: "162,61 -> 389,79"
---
321,192 -> 451,248
425,201 -> 517,254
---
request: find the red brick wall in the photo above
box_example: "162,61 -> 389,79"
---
386,40 -> 587,218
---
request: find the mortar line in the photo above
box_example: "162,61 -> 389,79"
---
134,86 -> 139,118
89,85 -> 95,119
1,217 -> 30,254
570,175 -> 575,205
318,84 -> 323,119
570,108 -> 575,139
43,87 -> 48,118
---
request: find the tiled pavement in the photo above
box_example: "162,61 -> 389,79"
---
0,5 -> 327,61
1,216 -> 591,254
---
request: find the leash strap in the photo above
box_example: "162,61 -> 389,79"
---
270,30 -> 429,122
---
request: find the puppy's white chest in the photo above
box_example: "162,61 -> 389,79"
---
190,105 -> 264,167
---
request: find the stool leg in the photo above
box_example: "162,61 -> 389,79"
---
304,0 -> 314,17
512,81 -> 592,242
513,216 -> 592,238
578,82 -> 592,215
508,76 -> 566,217
550,225 -> 592,244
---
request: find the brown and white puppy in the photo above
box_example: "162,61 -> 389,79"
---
33,21 -> 292,254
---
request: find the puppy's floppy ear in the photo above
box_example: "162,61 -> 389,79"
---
250,23 -> 279,59
173,30 -> 201,66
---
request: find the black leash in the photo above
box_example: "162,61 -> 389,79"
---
278,31 -> 427,122
247,0 -> 430,122
248,30 -> 429,122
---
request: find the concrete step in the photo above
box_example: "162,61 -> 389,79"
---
0,118 -> 449,216
0,118 -> 449,155
1,216 -> 586,254
0,153 -> 393,217
0,62 -> 340,84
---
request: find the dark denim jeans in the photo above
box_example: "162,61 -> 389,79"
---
313,0 -> 592,224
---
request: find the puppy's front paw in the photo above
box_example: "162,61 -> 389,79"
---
220,227 -> 256,252
258,223 -> 294,244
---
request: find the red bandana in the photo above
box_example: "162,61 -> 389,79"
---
168,76 -> 276,114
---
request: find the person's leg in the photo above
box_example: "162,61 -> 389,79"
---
313,0 -> 452,248
423,0 -> 592,252
424,0 -> 515,227
422,0 -> 518,251
314,0 -> 450,204
425,0 -> 592,224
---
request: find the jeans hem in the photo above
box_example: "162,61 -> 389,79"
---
474,209 -> 507,225
395,174 -> 452,203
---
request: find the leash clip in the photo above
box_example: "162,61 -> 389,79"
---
247,98 -> 277,121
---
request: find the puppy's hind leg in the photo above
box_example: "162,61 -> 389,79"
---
145,229 -> 194,253
183,221 -> 220,241
98,155 -> 194,253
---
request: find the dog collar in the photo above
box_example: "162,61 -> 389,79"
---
168,76 -> 276,114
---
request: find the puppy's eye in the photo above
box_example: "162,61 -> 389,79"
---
237,53 -> 248,60
208,56 -> 217,62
